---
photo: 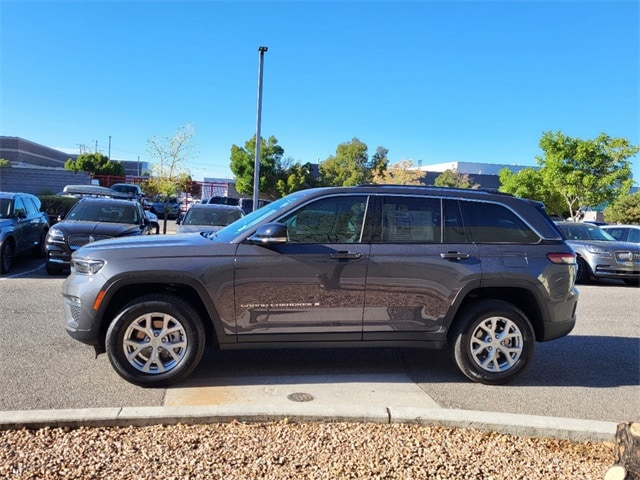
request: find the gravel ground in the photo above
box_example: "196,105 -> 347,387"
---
1,421 -> 613,479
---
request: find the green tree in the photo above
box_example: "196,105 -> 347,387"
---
536,131 -> 638,220
230,135 -> 284,198
0,158 -> 11,167
64,152 -> 125,176
276,161 -> 318,197
372,159 -> 424,185
370,146 -> 389,179
498,167 -> 566,216
319,137 -> 370,186
604,191 -> 640,224
433,169 -> 479,189
146,123 -> 196,232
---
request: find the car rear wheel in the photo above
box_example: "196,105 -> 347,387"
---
450,300 -> 534,385
106,295 -> 205,387
1,240 -> 14,274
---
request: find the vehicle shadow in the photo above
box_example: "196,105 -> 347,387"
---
187,334 -> 639,389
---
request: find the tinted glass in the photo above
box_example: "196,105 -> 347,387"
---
280,195 -> 367,243
460,201 -> 539,243
13,198 -> 26,217
0,198 -> 12,219
378,196 -> 441,243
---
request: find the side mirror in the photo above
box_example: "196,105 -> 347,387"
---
248,223 -> 288,245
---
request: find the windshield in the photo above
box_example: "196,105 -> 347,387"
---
557,223 -> 616,241
67,201 -> 140,224
210,191 -> 308,242
184,207 -> 243,226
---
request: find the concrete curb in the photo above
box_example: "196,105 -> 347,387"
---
0,405 -> 617,443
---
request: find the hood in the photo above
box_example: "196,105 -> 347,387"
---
566,239 -> 640,252
74,231 -> 235,260
54,220 -> 144,237
176,225 -> 224,234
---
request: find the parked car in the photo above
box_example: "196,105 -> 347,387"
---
176,204 -> 244,234
45,197 -> 150,275
601,224 -> 640,244
238,197 -> 272,214
150,196 -> 181,219
57,184 -> 159,235
62,185 -> 579,387
110,183 -> 144,200
555,221 -> 640,285
0,192 -> 50,274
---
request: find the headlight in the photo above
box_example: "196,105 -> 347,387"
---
584,244 -> 612,256
71,258 -> 105,274
47,228 -> 65,240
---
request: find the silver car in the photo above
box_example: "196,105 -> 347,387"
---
175,203 -> 244,234
601,224 -> 640,244
556,222 -> 640,285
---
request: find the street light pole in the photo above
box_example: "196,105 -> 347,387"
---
253,46 -> 268,212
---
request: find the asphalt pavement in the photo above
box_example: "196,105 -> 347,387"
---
0,220 -> 632,442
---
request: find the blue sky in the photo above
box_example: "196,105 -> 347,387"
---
2,0 -> 638,184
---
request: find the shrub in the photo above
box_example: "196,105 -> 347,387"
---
38,195 -> 79,224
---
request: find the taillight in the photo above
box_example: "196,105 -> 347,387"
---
547,252 -> 576,265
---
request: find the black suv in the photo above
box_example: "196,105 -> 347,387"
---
62,186 -> 579,387
0,192 -> 50,274
46,197 -> 150,275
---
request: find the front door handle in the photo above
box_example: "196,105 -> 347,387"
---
440,251 -> 471,261
330,251 -> 363,260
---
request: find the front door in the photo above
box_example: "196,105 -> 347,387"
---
234,195 -> 371,342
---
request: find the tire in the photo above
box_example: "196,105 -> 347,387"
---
1,240 -> 14,274
450,300 -> 534,385
106,295 -> 205,387
575,257 -> 591,284
45,262 -> 62,275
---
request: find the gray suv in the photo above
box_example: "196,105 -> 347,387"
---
62,186 -> 579,387
1,192 -> 50,274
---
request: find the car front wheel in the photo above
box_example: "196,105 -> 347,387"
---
106,295 -> 205,387
575,257 -> 591,284
450,300 -> 534,385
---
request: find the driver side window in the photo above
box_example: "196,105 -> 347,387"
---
280,196 -> 367,243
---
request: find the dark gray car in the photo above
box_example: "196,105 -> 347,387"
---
62,186 -> 579,387
0,192 -> 50,274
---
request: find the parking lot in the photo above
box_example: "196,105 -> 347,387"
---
0,249 -> 638,424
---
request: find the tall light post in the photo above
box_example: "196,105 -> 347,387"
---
253,46 -> 268,212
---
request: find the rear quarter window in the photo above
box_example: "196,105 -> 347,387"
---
460,201 -> 540,243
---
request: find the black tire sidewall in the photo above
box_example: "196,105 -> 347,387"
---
452,300 -> 534,385
1,241 -> 14,274
576,257 -> 591,284
106,295 -> 205,387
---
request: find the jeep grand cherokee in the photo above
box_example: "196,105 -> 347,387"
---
62,185 -> 578,387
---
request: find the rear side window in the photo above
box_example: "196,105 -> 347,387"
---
378,196 -> 441,243
459,201 -> 540,243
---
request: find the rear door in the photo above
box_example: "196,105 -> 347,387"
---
363,196 -> 481,341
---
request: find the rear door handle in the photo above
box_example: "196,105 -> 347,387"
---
440,251 -> 471,260
330,251 -> 363,260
